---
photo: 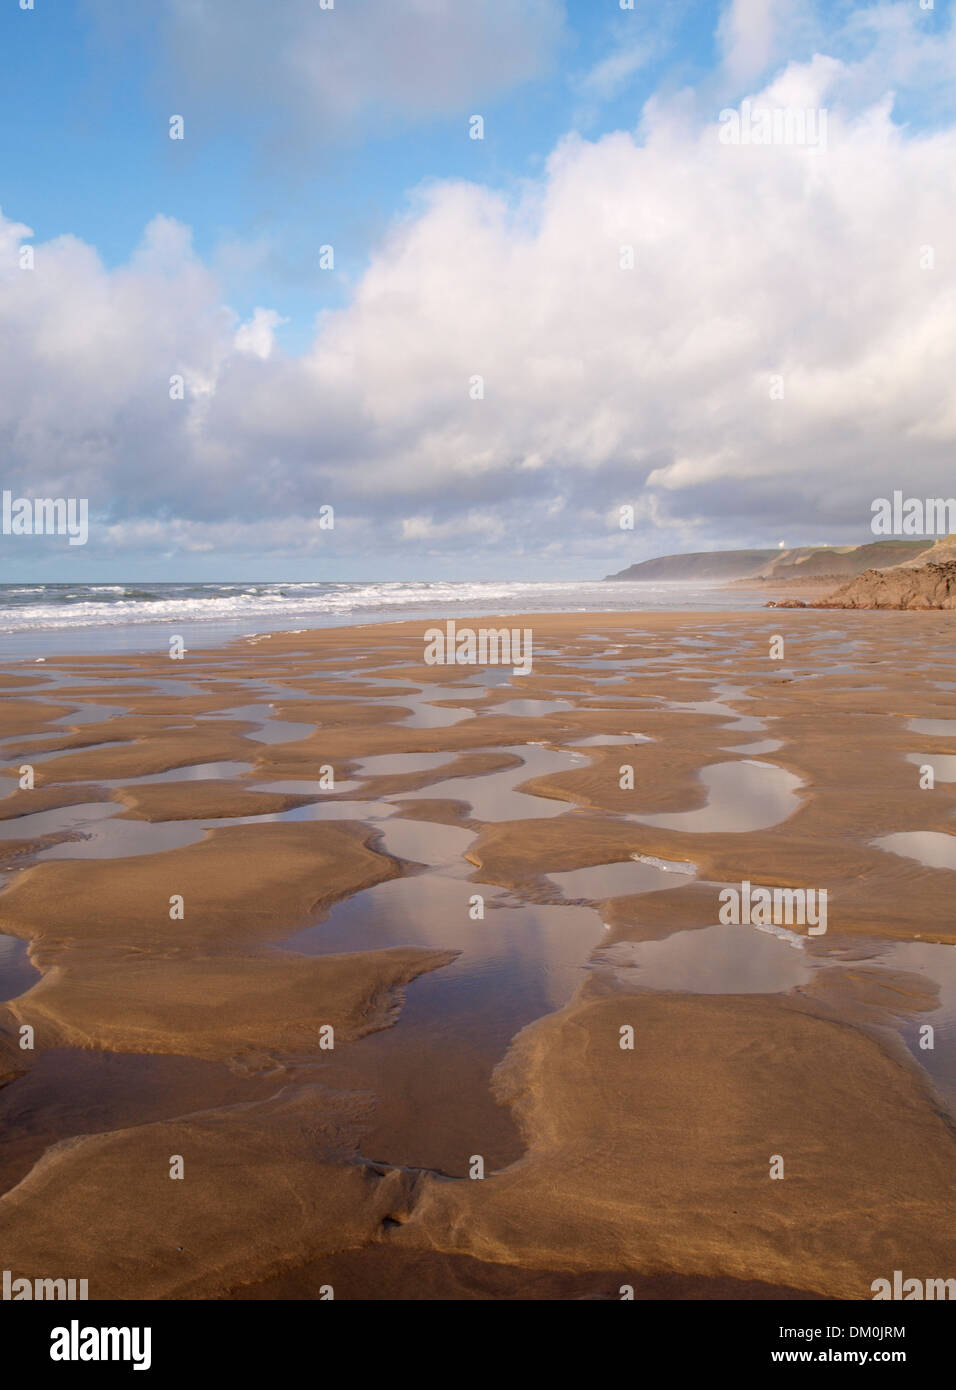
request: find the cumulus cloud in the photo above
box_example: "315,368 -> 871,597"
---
715,0 -> 956,118
234,308 -> 288,360
5,6 -> 956,573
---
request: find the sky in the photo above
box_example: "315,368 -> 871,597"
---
0,0 -> 954,582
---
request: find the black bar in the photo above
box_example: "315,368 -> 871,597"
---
3,1298 -> 949,1375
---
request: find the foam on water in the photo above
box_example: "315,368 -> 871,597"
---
0,579 -> 771,659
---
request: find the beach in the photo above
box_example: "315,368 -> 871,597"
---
0,608 -> 953,1300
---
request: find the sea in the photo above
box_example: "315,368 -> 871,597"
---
0,579 -> 767,661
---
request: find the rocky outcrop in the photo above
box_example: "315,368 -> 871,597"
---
768,561 -> 956,609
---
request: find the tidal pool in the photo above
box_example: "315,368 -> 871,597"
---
592,922 -> 812,994
397,744 -> 579,821
0,801 -> 117,843
101,761 -> 256,786
489,698 -> 575,718
905,753 -> 956,782
202,705 -> 316,746
352,751 -> 458,779
0,933 -> 39,1003
565,733 -> 653,747
394,685 -> 476,729
908,718 -> 956,737
545,855 -> 695,902
872,831 -> 956,872
636,760 -> 804,833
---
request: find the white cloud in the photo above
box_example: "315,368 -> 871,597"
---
719,0 -> 784,83
5,15 -> 956,568
401,512 -> 507,543
234,308 -> 288,360
578,38 -> 655,103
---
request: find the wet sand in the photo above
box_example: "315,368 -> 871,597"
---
0,609 -> 953,1299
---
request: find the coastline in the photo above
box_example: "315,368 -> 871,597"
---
0,581 -> 775,662
0,607 -> 953,1299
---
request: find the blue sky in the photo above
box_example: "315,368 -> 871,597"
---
1,1 -> 725,350
1,0 -> 954,580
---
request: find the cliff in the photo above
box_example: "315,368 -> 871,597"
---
812,561 -> 956,610
605,549 -> 778,581
607,540 -> 929,583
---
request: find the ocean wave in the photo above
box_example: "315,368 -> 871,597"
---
0,581 -> 542,630
0,578 -> 762,643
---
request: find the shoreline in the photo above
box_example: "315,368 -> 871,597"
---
0,607 -> 953,1298
0,565 -> 909,666
0,600 -> 869,666
0,586 -> 785,663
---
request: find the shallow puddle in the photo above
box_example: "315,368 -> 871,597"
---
593,922 -> 812,994
233,798 -> 390,828
908,718 -> 956,737
671,699 -> 765,733
723,739 -> 784,755
0,802 -> 120,857
0,932 -> 39,1002
200,704 -> 317,746
35,816 -> 207,860
394,686 -> 476,729
246,719 -> 317,746
283,870 -> 607,1031
56,702 -> 130,726
0,731 -> 55,750
459,669 -> 516,688
352,751 -> 458,779
565,733 -> 653,747
863,940 -> 956,1108
371,817 -> 477,869
398,744 -> 578,821
102,760 -> 256,786
282,870 -> 607,1172
252,777 -> 361,796
489,698 -> 575,718
636,760 -> 804,833
905,753 -> 956,782
872,831 -> 956,872
546,855 -> 695,901
287,797 -> 391,821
